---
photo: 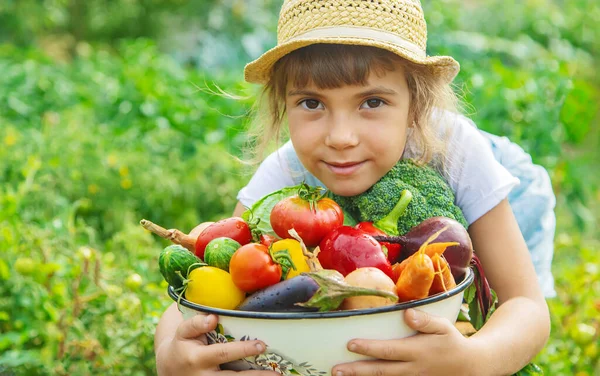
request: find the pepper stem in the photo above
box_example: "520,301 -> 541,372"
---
373,190 -> 413,236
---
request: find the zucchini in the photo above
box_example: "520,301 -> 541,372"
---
158,244 -> 204,289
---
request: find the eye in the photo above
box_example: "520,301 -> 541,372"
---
300,99 -> 324,110
360,98 -> 386,109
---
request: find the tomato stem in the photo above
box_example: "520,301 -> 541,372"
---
297,182 -> 327,214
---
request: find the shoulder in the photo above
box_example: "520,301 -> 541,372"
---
237,141 -> 323,208
428,111 -> 520,225
236,142 -> 296,208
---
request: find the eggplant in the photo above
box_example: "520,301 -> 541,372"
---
237,270 -> 398,313
237,275 -> 320,312
374,216 -> 473,281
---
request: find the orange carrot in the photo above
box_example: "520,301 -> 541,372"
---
424,242 -> 460,259
395,226 -> 449,302
429,253 -> 456,295
391,259 -> 408,283
395,253 -> 434,302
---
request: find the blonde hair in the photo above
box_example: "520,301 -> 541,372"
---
244,44 -> 461,167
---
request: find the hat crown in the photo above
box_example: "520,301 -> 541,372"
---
277,0 -> 428,51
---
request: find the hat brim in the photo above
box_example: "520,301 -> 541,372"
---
244,37 -> 460,85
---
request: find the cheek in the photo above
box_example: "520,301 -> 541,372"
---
367,122 -> 408,151
288,114 -> 321,147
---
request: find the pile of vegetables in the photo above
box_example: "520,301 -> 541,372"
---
141,160 -> 488,314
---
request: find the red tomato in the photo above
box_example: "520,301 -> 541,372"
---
229,243 -> 282,293
194,217 -> 252,259
270,195 -> 344,247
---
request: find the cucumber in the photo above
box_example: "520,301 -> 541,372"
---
204,237 -> 241,272
159,244 -> 204,289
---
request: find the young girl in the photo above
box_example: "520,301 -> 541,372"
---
155,1 -> 554,375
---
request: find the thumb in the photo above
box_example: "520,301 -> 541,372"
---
404,309 -> 451,335
176,314 -> 217,340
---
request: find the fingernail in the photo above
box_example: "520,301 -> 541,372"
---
409,309 -> 423,324
255,342 -> 265,352
203,315 -> 212,328
335,370 -> 344,376
348,342 -> 357,352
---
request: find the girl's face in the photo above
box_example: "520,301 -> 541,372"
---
286,62 -> 410,196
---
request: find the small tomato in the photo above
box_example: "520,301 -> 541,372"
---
229,243 -> 283,293
125,273 -> 143,290
15,258 -> 36,276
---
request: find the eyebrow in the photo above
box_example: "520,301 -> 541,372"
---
287,86 -> 398,98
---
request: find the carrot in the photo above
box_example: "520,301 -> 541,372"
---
424,242 -> 459,258
395,253 -> 434,302
391,259 -> 408,283
395,226 -> 449,302
429,253 -> 456,295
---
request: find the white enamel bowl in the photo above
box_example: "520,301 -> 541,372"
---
169,268 -> 473,376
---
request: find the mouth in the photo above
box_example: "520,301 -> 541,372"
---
324,161 -> 366,176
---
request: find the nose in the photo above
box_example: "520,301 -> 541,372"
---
324,113 -> 359,150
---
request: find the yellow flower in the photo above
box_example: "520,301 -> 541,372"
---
4,133 -> 17,147
120,178 -> 132,190
119,166 -> 129,177
88,184 -> 99,195
107,154 -> 118,167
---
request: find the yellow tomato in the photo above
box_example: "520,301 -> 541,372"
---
185,266 -> 245,309
271,239 -> 311,279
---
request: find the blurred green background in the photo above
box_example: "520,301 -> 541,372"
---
0,0 -> 598,375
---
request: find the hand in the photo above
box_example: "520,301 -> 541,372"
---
156,313 -> 279,376
332,309 -> 481,376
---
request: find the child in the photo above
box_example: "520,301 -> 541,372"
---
155,1 -> 554,375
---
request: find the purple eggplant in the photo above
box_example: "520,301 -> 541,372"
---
237,270 -> 398,313
237,275 -> 320,312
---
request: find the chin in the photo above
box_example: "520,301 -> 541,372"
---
326,182 -> 369,197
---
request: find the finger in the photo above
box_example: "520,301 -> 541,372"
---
404,308 -> 453,335
218,370 -> 280,376
200,340 -> 268,367
346,338 -> 414,361
333,360 -> 408,376
176,314 -> 215,340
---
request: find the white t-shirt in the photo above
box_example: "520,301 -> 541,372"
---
238,113 -> 519,225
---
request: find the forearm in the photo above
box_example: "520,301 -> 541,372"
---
470,296 -> 550,375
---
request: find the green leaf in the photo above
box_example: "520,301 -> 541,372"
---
464,283 -> 476,304
0,259 -> 9,280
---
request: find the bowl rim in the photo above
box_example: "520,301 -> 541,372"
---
168,267 -> 473,320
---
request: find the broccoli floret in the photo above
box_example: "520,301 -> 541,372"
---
331,159 -> 468,236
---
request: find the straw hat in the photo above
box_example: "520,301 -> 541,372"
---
244,0 -> 460,84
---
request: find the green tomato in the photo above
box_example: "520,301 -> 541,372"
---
15,258 -> 36,275
571,323 -> 596,345
584,343 -> 598,359
125,273 -> 143,290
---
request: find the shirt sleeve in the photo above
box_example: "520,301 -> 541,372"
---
236,142 -> 297,208
442,115 -> 520,225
